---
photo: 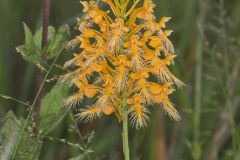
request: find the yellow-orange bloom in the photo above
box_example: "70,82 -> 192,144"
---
64,0 -> 183,128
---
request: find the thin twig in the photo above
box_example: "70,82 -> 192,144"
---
68,113 -> 91,160
0,93 -> 31,108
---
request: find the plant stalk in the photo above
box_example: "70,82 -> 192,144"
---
33,0 -> 49,136
122,93 -> 130,160
192,0 -> 207,159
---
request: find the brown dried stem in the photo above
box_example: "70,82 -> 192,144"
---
33,0 -> 49,136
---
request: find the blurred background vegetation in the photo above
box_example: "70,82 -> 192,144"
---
0,0 -> 240,160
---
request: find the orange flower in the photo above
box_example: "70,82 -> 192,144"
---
64,0 -> 183,127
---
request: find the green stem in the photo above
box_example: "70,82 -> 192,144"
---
122,93 -> 130,160
192,1 -> 207,160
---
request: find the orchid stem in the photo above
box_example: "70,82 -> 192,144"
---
122,93 -> 130,160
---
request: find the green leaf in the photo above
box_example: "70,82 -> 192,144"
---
33,26 -> 55,50
16,24 -> 68,71
0,111 -> 42,160
44,25 -> 69,59
33,27 -> 42,50
0,111 -> 21,160
38,80 -> 70,138
23,23 -> 36,54
16,23 -> 44,70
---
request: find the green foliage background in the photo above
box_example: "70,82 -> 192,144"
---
0,0 -> 240,160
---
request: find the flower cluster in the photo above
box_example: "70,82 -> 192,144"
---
64,0 -> 183,128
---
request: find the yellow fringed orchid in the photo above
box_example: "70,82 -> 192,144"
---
64,0 -> 183,128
